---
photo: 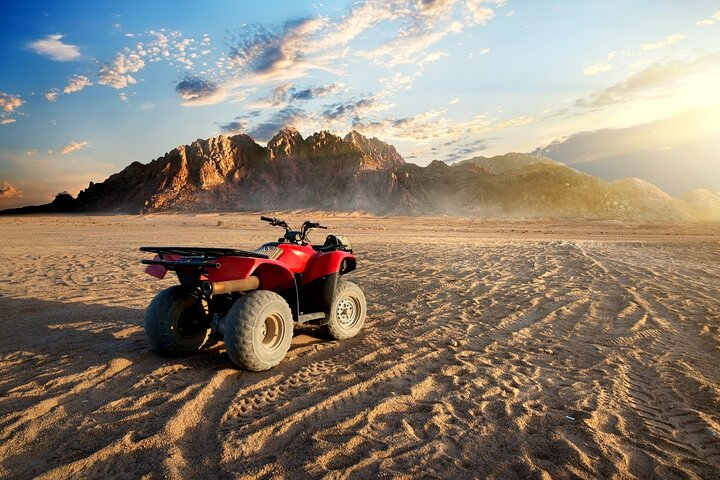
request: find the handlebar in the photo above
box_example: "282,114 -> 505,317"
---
304,221 -> 327,230
260,216 -> 289,230
259,216 -> 328,243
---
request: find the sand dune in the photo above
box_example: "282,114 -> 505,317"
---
1,214 -> 719,479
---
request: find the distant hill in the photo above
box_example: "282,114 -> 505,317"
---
455,152 -> 562,174
2,127 -> 719,221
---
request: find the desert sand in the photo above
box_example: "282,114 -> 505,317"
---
1,213 -> 719,479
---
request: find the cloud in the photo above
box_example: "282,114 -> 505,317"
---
443,138 -> 489,163
255,82 -> 345,107
249,106 -> 307,141
310,0 -> 402,52
463,0 -> 496,25
219,118 -> 248,134
175,75 -> 223,105
641,33 -> 686,51
576,54 -> 720,109
0,92 -> 23,114
177,0 -> 504,107
228,17 -> 327,78
0,118 -> 16,125
352,109 -> 491,143
357,20 -> 463,67
0,182 -> 23,199
322,97 -> 379,121
98,52 -> 145,89
290,82 -> 344,101
94,28 -> 205,95
44,89 -> 60,102
378,72 -> 417,94
583,63 -> 612,76
27,34 -> 81,61
61,141 -> 91,155
697,10 -> 720,26
497,116 -> 533,128
63,75 -> 92,94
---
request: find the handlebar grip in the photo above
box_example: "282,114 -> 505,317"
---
260,216 -> 273,222
318,225 -> 328,229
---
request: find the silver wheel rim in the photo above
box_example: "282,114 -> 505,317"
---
260,313 -> 284,351
336,296 -> 361,329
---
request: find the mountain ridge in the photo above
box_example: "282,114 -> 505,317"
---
2,128 -> 719,222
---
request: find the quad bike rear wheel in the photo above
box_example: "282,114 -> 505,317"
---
224,290 -> 294,371
144,286 -> 210,356
325,280 -> 366,340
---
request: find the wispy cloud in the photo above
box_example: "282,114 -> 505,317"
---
352,109 -> 491,143
497,116 -> 533,128
63,75 -> 92,94
61,141 -> 91,154
27,34 -> 80,61
0,118 -> 16,125
641,33 -> 686,51
0,182 -> 23,199
357,21 -> 463,67
576,53 -> 720,109
583,63 -> 612,76
179,0 -> 505,107
697,10 -> 720,26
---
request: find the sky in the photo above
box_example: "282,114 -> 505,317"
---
1,0 -> 719,208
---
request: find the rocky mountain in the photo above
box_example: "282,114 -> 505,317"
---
2,128 -> 719,221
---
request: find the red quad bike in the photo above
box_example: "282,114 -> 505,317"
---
140,216 -> 366,371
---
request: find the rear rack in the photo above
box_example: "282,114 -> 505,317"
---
139,246 -> 269,259
142,258 -> 221,269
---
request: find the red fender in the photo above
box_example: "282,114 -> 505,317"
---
207,256 -> 295,291
302,251 -> 356,285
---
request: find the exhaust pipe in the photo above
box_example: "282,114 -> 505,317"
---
202,276 -> 260,296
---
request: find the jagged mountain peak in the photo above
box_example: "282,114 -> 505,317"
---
268,126 -> 305,159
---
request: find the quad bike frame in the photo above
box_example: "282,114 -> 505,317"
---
140,217 -> 365,371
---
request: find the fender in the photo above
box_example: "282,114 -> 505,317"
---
207,256 -> 296,291
301,250 -> 356,286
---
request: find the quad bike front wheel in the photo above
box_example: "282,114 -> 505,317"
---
224,290 -> 294,371
325,281 -> 366,340
144,286 -> 210,356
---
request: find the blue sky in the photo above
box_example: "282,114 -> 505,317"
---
1,0 -> 719,207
